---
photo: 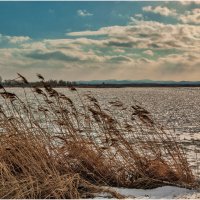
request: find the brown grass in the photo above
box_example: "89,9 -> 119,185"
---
0,74 -> 198,198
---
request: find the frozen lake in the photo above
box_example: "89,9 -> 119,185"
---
2,87 -> 200,176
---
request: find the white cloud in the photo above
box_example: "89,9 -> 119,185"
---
1,15 -> 200,81
113,48 -> 125,53
68,20 -> 200,52
143,50 -> 154,56
0,34 -> 30,44
7,36 -> 30,44
142,6 -> 177,17
134,14 -> 143,20
67,26 -> 124,36
178,1 -> 200,5
107,55 -> 133,63
77,10 -> 93,17
179,8 -> 200,24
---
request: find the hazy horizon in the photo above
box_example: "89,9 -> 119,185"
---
0,1 -> 200,81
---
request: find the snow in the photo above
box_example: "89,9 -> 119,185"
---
114,186 -> 196,199
95,186 -> 199,199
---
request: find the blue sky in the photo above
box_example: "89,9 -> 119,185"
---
0,1 -> 200,81
0,2 -> 161,39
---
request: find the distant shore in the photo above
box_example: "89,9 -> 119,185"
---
2,84 -> 200,88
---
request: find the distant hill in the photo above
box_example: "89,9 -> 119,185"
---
2,78 -> 200,88
77,80 -> 200,86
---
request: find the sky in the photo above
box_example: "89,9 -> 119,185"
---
0,1 -> 200,81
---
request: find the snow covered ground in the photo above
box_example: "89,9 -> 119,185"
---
96,186 -> 200,199
115,186 -> 199,199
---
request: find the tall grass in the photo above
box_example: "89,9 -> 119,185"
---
0,74 -> 198,198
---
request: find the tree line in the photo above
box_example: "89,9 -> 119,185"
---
0,77 -> 77,87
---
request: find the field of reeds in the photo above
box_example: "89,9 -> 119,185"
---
0,74 -> 199,199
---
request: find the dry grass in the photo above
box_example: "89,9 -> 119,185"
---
0,74 -> 198,198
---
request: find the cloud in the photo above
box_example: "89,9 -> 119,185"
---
107,55 -> 133,63
142,6 -> 177,17
25,50 -> 80,62
113,48 -> 125,53
134,14 -> 143,20
0,34 -> 30,45
1,42 -> 200,81
77,10 -> 93,17
68,20 -> 200,52
154,52 -> 200,80
67,26 -> 122,36
1,10 -> 200,81
129,19 -> 200,51
179,8 -> 200,24
6,36 -> 30,44
143,50 -> 154,56
105,40 -> 133,48
48,21 -> 200,80
178,1 -> 200,5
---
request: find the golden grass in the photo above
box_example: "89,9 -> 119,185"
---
0,74 -> 198,198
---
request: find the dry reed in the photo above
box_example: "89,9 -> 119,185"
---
0,74 -> 198,198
